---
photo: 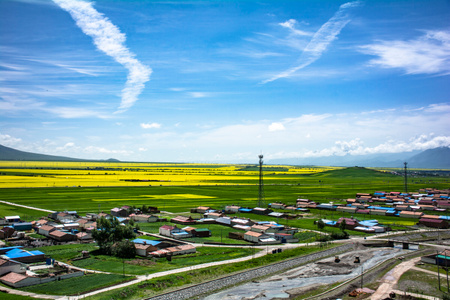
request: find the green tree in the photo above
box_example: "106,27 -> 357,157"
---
112,240 -> 136,258
92,216 -> 136,255
339,219 -> 347,232
317,219 -> 325,230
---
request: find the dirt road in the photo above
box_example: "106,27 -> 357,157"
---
370,256 -> 421,300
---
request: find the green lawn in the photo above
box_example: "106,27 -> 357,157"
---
88,243 -> 337,300
71,246 -> 256,274
19,273 -> 134,296
30,242 -> 257,275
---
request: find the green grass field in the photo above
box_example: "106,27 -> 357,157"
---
19,273 -> 134,296
1,167 -> 447,219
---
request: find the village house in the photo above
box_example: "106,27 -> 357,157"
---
419,218 -> 449,229
38,225 -> 56,237
165,244 -> 196,256
130,214 -> 158,223
1,248 -> 45,263
49,230 -> 77,242
244,231 -> 263,243
0,272 -> 36,288
135,244 -> 156,257
204,212 -> 224,219
171,215 -> 196,225
224,205 -> 241,213
76,232 -> 92,241
5,216 -> 20,224
252,207 -> 273,215
192,206 -> 212,214
110,207 -> 128,218
399,211 -> 423,219
269,203 -> 286,209
0,258 -> 24,276
159,225 -> 191,239
0,227 -> 15,239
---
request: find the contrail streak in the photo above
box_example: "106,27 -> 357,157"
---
53,0 -> 152,112
263,1 -> 360,84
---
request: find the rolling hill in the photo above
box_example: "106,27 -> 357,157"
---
0,144 -> 87,161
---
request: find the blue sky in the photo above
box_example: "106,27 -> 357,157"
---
1,0 -> 449,163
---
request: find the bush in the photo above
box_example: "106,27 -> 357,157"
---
112,240 -> 136,258
330,231 -> 349,239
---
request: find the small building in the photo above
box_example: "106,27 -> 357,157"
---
171,215 -> 196,225
5,216 -> 20,223
399,211 -> 423,219
369,209 -> 387,216
0,258 -> 24,276
135,244 -> 156,257
268,212 -> 286,219
193,206 -> 212,214
38,225 -> 56,236
224,205 -> 241,213
204,212 -> 224,219
166,244 -> 196,256
419,218 -> 449,229
76,232 -> 92,241
230,218 -> 254,227
244,231 -> 263,243
110,207 -> 128,218
336,206 -> 357,213
131,214 -> 158,223
252,207 -> 273,215
2,248 -> 45,263
215,217 -> 232,226
250,224 -> 270,233
0,272 -> 35,288
269,203 -> 286,209
159,225 -> 176,236
193,228 -> 211,237
0,227 -> 15,239
49,230 -> 77,242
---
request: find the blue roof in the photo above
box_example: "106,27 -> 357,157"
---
5,248 -> 44,259
172,231 -> 189,236
132,238 -> 161,246
367,206 -> 395,211
239,208 -> 252,212
439,216 -> 450,220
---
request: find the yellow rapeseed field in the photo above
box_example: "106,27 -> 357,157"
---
0,161 -> 335,188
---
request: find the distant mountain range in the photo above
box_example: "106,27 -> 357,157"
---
0,144 -> 449,168
267,147 -> 450,169
0,144 -> 119,162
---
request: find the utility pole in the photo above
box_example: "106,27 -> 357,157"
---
258,154 -> 265,208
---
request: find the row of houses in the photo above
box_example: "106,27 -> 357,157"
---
322,217 -> 387,233
131,238 -> 196,258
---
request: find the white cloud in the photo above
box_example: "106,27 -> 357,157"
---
188,92 -> 211,98
263,1 -> 361,83
268,122 -> 285,132
359,29 -> 450,75
0,134 -> 22,146
141,122 -> 162,129
279,19 -> 312,36
53,0 -> 152,112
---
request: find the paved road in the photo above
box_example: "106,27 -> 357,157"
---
0,200 -> 55,213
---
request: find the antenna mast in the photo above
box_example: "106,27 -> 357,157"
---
404,162 -> 408,194
258,154 -> 265,207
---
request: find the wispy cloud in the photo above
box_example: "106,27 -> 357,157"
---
279,19 -> 312,37
141,122 -> 162,129
359,30 -> 450,75
52,0 -> 152,112
262,1 -> 361,83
